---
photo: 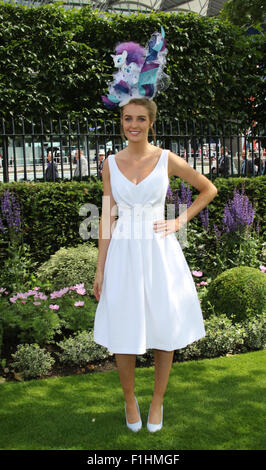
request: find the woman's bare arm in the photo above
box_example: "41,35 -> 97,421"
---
168,151 -> 218,229
96,158 -> 118,274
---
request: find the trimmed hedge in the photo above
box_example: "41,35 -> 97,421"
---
0,179 -> 103,264
0,176 -> 265,265
0,2 -> 264,124
202,266 -> 266,322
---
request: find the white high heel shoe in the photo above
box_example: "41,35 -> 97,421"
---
147,404 -> 163,433
125,396 -> 142,432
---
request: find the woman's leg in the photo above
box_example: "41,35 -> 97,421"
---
115,353 -> 139,423
149,349 -> 174,424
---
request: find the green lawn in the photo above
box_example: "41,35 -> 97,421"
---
0,350 -> 265,450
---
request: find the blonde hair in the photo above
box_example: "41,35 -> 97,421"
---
120,98 -> 157,144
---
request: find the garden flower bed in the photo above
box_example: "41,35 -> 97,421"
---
0,183 -> 265,381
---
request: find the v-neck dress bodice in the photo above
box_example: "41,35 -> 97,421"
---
93,150 -> 205,354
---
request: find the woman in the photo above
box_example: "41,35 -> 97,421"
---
93,28 -> 218,433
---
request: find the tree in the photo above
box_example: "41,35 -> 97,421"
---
219,0 -> 266,31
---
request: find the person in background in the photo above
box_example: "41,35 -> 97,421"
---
45,151 -> 59,181
98,151 -> 106,179
74,149 -> 88,178
218,146 -> 230,176
211,156 -> 217,175
254,145 -> 266,175
240,151 -> 255,176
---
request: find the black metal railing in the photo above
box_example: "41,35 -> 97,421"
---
0,117 -> 265,183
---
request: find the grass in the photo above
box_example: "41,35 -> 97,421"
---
0,350 -> 265,450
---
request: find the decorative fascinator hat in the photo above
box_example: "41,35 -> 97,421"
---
101,26 -> 170,109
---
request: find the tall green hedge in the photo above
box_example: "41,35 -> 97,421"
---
0,2 -> 264,124
0,175 -> 265,266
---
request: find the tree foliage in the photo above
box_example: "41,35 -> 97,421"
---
219,0 -> 266,30
0,2 -> 264,124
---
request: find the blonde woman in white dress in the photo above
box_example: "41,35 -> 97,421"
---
93,97 -> 218,432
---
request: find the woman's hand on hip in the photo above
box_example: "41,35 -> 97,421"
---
153,218 -> 181,238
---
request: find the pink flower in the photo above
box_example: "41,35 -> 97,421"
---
16,293 -> 28,299
33,301 -> 41,306
75,283 -> 85,289
70,283 -> 86,296
39,294 -> 48,300
26,290 -> 37,296
21,300 -> 26,304
192,270 -> 203,277
76,288 -> 86,296
74,301 -> 85,307
196,281 -> 208,287
49,304 -> 59,310
259,265 -> 266,273
50,287 -> 69,299
50,291 -> 62,299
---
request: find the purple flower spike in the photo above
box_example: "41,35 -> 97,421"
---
200,207 -> 209,232
222,187 -> 255,234
0,189 -> 22,233
179,181 -> 192,206
166,184 -> 173,202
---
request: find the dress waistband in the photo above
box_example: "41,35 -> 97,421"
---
114,204 -> 165,240
117,203 -> 165,220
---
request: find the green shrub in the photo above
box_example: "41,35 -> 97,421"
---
0,282 -> 97,349
201,266 -> 266,323
56,330 -> 110,366
175,315 -> 246,361
36,242 -> 98,297
0,292 -> 61,347
54,292 -> 96,333
10,343 -> 55,379
0,320 -> 3,358
243,314 -> 266,351
175,313 -> 266,361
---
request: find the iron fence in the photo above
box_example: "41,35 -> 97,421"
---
0,117 -> 265,183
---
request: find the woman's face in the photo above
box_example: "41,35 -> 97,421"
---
121,103 -> 152,143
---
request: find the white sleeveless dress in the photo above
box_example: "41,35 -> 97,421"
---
93,149 -> 206,354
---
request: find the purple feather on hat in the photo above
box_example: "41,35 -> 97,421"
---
101,96 -> 116,109
114,80 -> 130,94
115,42 -> 146,66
